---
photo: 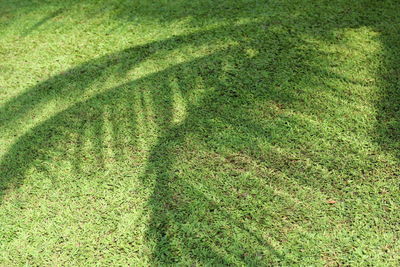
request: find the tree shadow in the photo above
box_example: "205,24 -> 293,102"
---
1,0 -> 400,265
21,8 -> 63,36
2,0 -> 272,38
369,1 -> 400,161
2,14 -> 332,262
2,20 -> 299,263
0,23 -> 244,135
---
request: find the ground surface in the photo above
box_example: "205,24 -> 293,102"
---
0,0 -> 399,265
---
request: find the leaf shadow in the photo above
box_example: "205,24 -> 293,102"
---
1,0 -> 400,265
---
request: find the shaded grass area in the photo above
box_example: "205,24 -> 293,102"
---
0,0 -> 399,265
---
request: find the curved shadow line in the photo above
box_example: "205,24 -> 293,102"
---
0,21 -> 254,133
1,18 -> 294,262
0,50 -> 285,265
21,8 -> 64,37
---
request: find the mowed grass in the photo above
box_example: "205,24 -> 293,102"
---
0,0 -> 399,265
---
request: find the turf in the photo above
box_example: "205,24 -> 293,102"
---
0,0 -> 399,265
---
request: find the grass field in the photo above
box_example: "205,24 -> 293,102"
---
0,0 -> 399,265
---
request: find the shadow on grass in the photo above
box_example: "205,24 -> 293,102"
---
370,2 -> 400,161
1,0 -> 400,264
21,8 -> 63,36
2,20 -> 298,264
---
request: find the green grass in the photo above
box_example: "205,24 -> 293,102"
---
0,0 -> 399,265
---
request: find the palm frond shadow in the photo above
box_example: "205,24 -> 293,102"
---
2,20 -> 300,264
1,0 -> 400,264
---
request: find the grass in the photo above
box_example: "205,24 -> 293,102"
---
0,0 -> 399,265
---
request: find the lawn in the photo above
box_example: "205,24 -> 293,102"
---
0,0 -> 399,265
